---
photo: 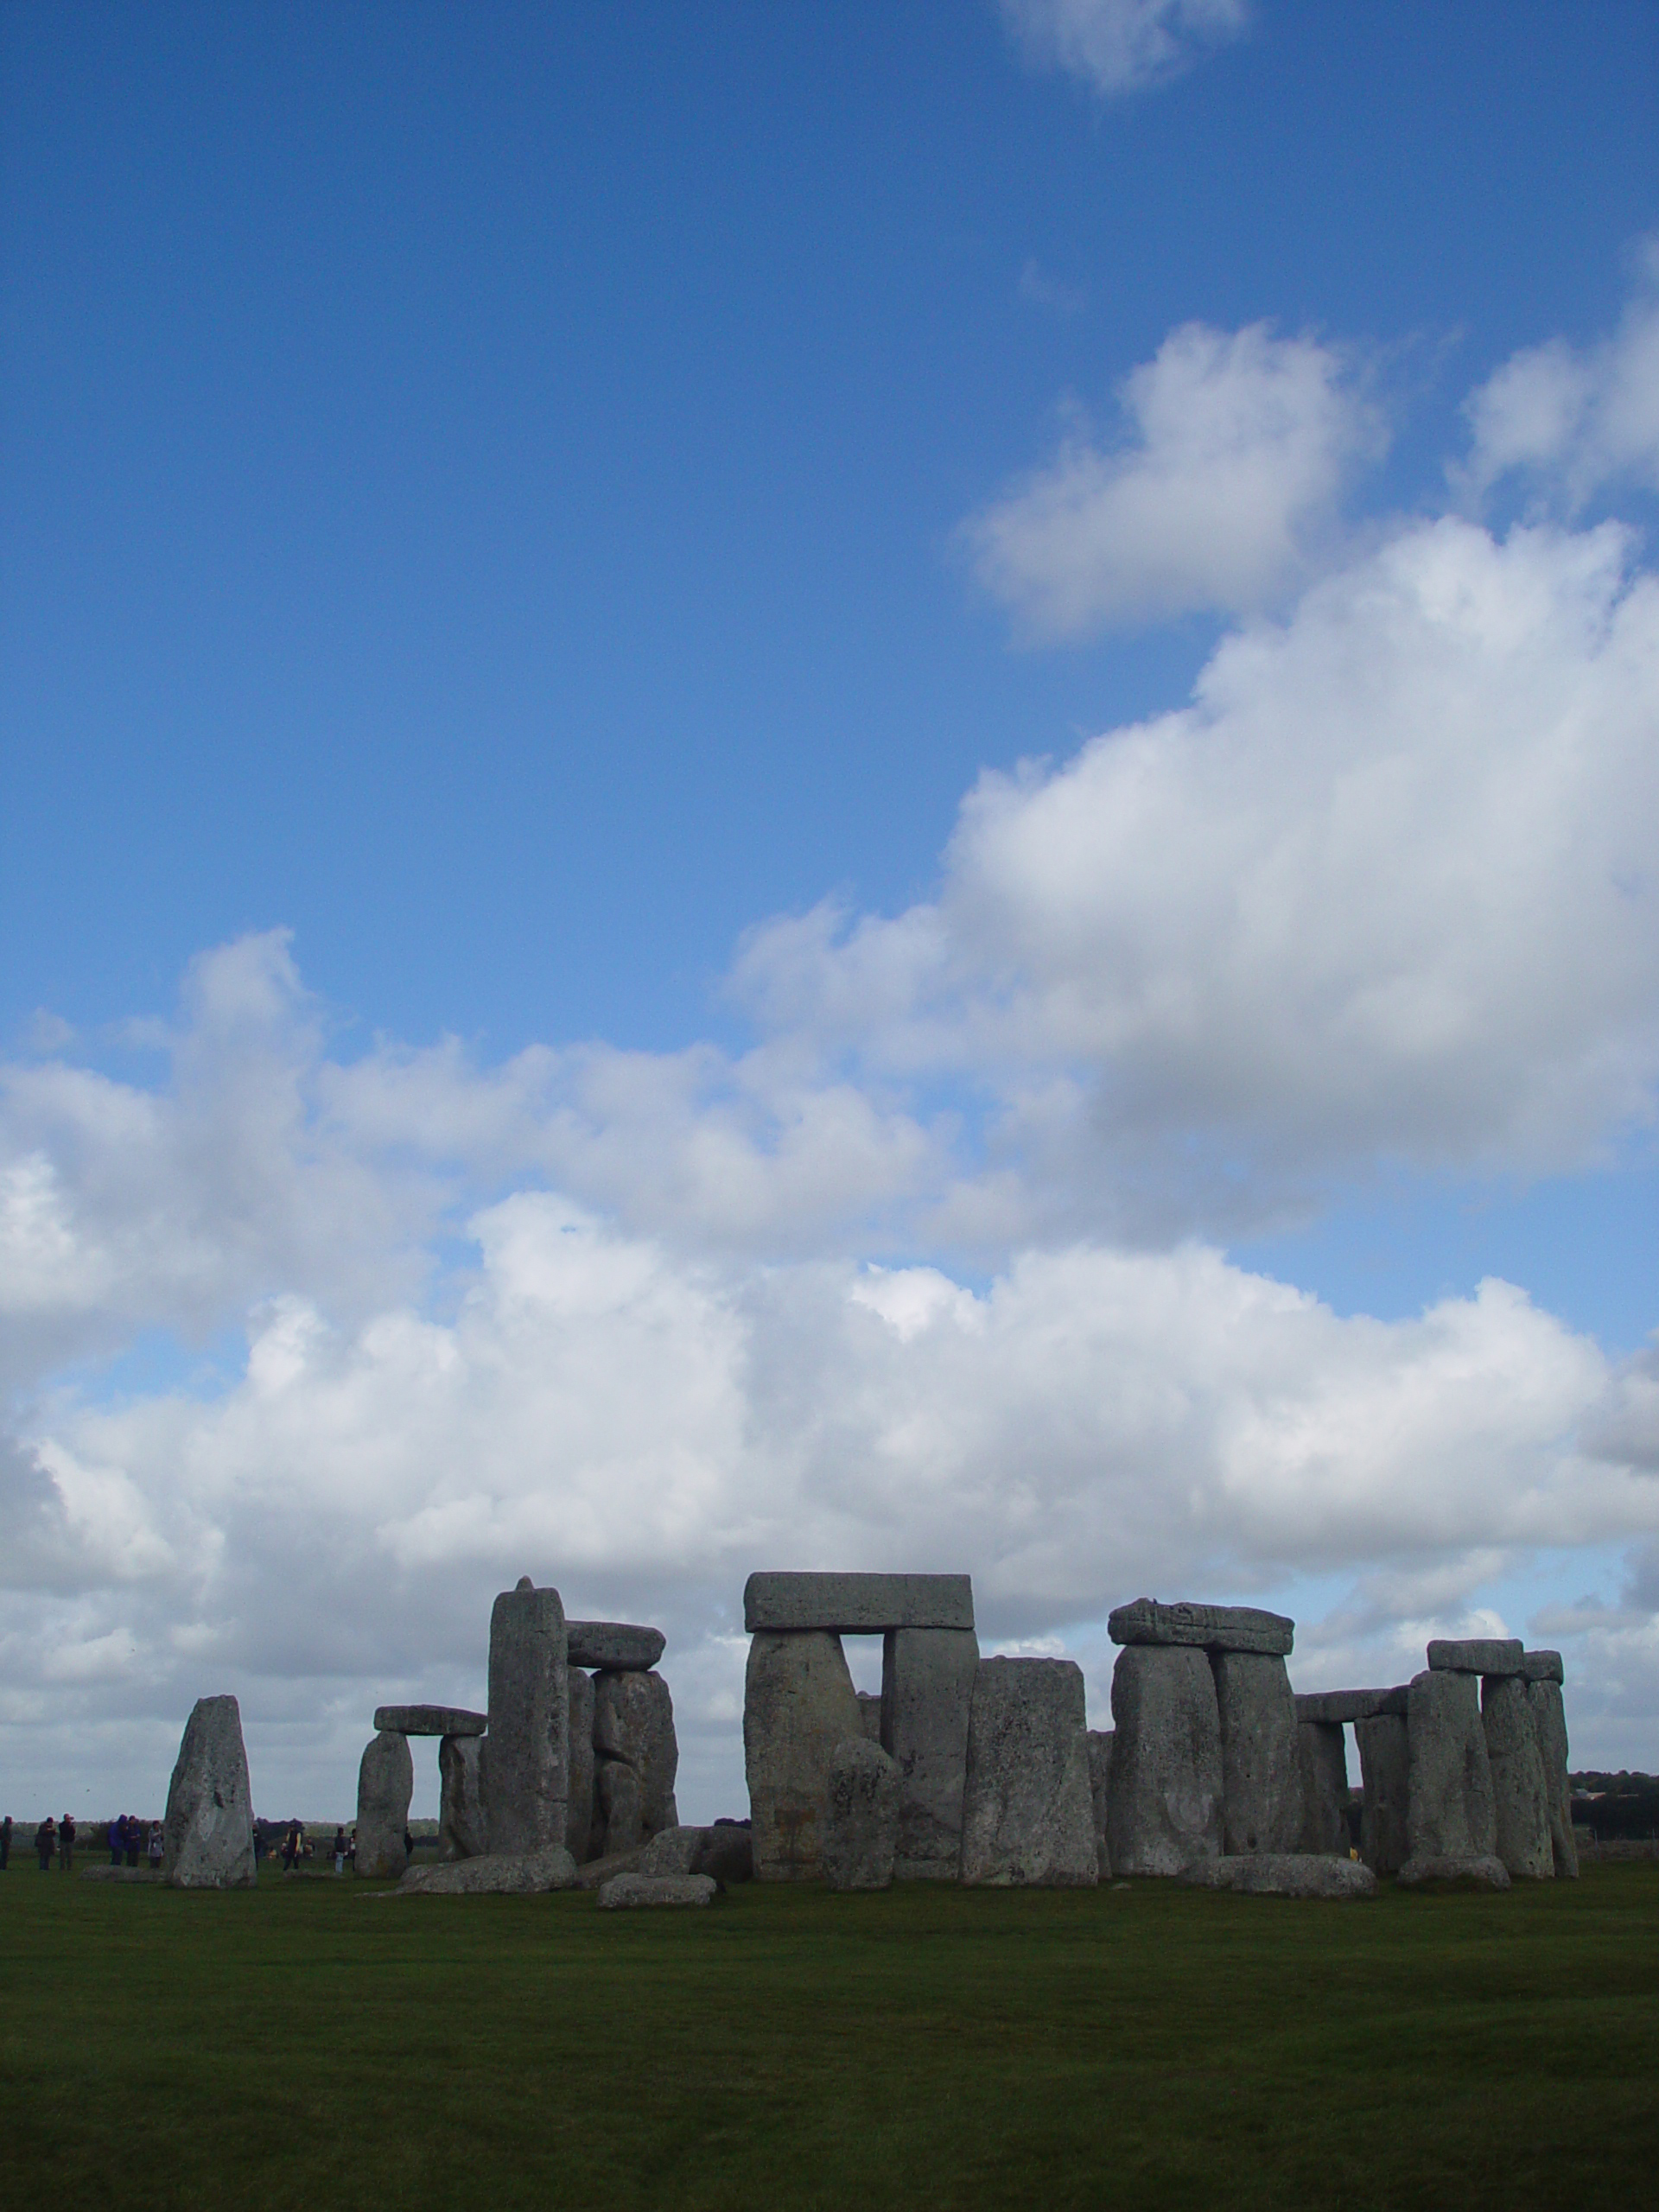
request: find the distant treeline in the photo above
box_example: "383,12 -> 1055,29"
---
1570,1772 -> 1659,1840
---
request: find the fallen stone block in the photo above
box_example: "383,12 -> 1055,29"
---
1396,1853 -> 1512,1891
597,1872 -> 719,1909
823,1736 -> 899,1891
1108,1599 -> 1294,1657
1215,1650 -> 1302,1855
638,1824 -> 754,1884
1180,1853 -> 1376,1899
1528,1678 -> 1579,1879
566,1622 -> 666,1672
1107,1643 -> 1223,1877
744,1628 -> 864,1880
960,1656 -> 1096,1887
484,1580 -> 569,1856
397,1844 -> 576,1895
1407,1669 -> 1497,1863
1522,1649 -> 1564,1685
1087,1730 -> 1114,1879
1355,1713 -> 1410,1875
1294,1688 -> 1408,1725
162,1694 -> 257,1890
356,1728 -> 415,1879
744,1572 -> 975,1633
1426,1637 -> 1524,1675
1483,1675 -> 1553,1878
881,1624 -> 978,1879
438,1732 -> 486,1862
1295,1720 -> 1350,1856
372,1704 -> 486,1737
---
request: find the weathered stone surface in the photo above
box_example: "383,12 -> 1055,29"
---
596,1759 -> 644,1856
597,1872 -> 719,1909
397,1844 -> 576,1895
744,1572 -> 975,1633
1109,1599 -> 1294,1657
1294,1688 -> 1408,1725
355,1729 -> 415,1879
1214,1651 -> 1303,1854
1522,1649 -> 1565,1685
1296,1721 -> 1350,1856
483,1580 -> 569,1857
822,1737 -> 899,1891
438,1732 -> 486,1862
1426,1637 -> 1525,1676
960,1657 -> 1097,1887
592,1669 -> 678,1849
856,1692 -> 884,1742
573,1843 -> 652,1891
1355,1713 -> 1410,1875
1483,1675 -> 1553,1879
162,1694 -> 257,1890
880,1625 -> 979,1880
744,1629 -> 864,1880
1406,1669 -> 1497,1863
638,1824 -> 754,1885
567,1669 -> 595,1862
1181,1853 -> 1376,1899
372,1704 -> 486,1737
1396,1853 -> 1512,1891
1528,1679 -> 1579,1879
1107,1644 -> 1224,1876
565,1622 -> 666,1673
1087,1730 -> 1114,1879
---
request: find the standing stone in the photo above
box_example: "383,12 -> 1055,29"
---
1086,1730 -> 1114,1879
162,1694 -> 257,1890
880,1625 -> 979,1880
1296,1721 -> 1350,1856
960,1657 -> 1097,1887
856,1692 -> 884,1743
1213,1652 -> 1303,1855
822,1737 -> 899,1891
593,1669 -> 678,1838
596,1758 -> 645,1855
438,1732 -> 486,1861
483,1579 -> 569,1858
1483,1675 -> 1553,1879
744,1630 -> 864,1881
1403,1668 -> 1496,1872
567,1669 -> 595,1862
1355,1713 -> 1410,1875
355,1729 -> 415,1878
1107,1644 -> 1223,1877
1526,1679 -> 1579,1879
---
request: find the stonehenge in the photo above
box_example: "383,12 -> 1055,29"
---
822,1736 -> 900,1890
485,1580 -> 570,1856
162,1694 -> 257,1890
1105,1640 -> 1224,1877
959,1656 -> 1097,1886
744,1627 -> 865,1880
1482,1674 -> 1553,1879
356,1729 -> 415,1878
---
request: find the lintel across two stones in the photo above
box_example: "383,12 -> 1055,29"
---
743,1571 -> 975,1634
1107,1598 -> 1294,1656
372,1704 -> 487,1737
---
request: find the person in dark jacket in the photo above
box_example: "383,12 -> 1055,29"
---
59,1814 -> 76,1872
110,1813 -> 127,1866
37,1816 -> 55,1871
125,1815 -> 140,1868
1,1814 -> 12,1870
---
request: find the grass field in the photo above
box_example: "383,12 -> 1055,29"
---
3,1860 -> 1656,2209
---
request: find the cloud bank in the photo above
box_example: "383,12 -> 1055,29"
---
1000,0 -> 1250,97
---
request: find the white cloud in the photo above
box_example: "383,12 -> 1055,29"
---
964,322 -> 1379,635
1001,0 -> 1249,97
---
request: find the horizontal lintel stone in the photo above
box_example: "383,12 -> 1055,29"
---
566,1621 -> 666,1672
1522,1649 -> 1565,1685
372,1705 -> 486,1737
1294,1687 -> 1409,1725
1108,1599 -> 1294,1656
1426,1638 -> 1525,1676
743,1572 -> 975,1634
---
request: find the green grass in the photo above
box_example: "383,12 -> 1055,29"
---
3,1862 -> 1656,2209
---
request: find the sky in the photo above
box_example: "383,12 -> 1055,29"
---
3,0 -> 1658,1824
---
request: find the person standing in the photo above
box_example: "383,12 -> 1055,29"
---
1,1815 -> 12,1871
148,1820 -> 163,1872
125,1816 -> 140,1869
332,1826 -> 347,1875
110,1813 -> 126,1866
37,1816 -> 55,1871
59,1813 -> 76,1872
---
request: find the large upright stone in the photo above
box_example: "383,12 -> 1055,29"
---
1483,1675 -> 1553,1879
568,1669 -> 595,1863
880,1625 -> 979,1880
1355,1713 -> 1410,1875
959,1657 -> 1097,1887
1107,1644 -> 1223,1876
1527,1678 -> 1579,1879
162,1694 -> 257,1890
1109,1599 -> 1294,1656
1087,1730 -> 1114,1879
593,1669 -> 678,1849
438,1732 -> 485,1862
744,1572 -> 975,1633
822,1737 -> 899,1891
483,1579 -> 569,1857
356,1729 -> 415,1878
1404,1669 -> 1496,1871
1213,1651 -> 1302,1855
566,1622 -> 666,1672
744,1630 -> 864,1881
1296,1720 -> 1350,1856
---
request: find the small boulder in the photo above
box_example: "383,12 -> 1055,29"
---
597,1872 -> 719,1909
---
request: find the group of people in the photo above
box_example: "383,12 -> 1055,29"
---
0,1813 -> 166,1872
108,1812 -> 164,1868
252,1819 -> 359,1874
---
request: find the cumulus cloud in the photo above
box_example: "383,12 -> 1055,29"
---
1000,0 -> 1249,96
964,322 -> 1379,635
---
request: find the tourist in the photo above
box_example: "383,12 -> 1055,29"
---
59,1812 -> 76,1872
110,1812 -> 127,1866
333,1826 -> 347,1875
37,1815 -> 55,1871
0,1814 -> 11,1870
148,1821 -> 163,1870
125,1815 -> 141,1869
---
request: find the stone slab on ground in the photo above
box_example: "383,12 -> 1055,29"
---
822,1736 -> 899,1891
484,1580 -> 570,1857
397,1845 -> 576,1895
355,1728 -> 415,1879
960,1656 -> 1096,1887
1087,1730 -> 1114,1880
1108,1599 -> 1294,1656
881,1624 -> 978,1880
638,1824 -> 754,1884
162,1694 -> 257,1890
1406,1669 -> 1497,1863
438,1732 -> 486,1862
1528,1679 -> 1579,1879
372,1704 -> 486,1737
1396,1853 -> 1513,1891
597,1872 -> 719,1909
1294,1688 -> 1408,1725
1427,1637 -> 1525,1675
1483,1675 -> 1553,1878
744,1572 -> 975,1633
1355,1713 -> 1410,1876
1296,1720 -> 1350,1856
1180,1853 -> 1376,1899
1106,1644 -> 1223,1877
1522,1649 -> 1565,1685
1215,1651 -> 1303,1855
566,1622 -> 666,1672
744,1628 -> 865,1881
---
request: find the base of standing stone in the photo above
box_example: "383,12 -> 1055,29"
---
1396,1853 -> 1512,1891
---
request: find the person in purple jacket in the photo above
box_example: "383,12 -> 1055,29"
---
110,1812 -> 127,1866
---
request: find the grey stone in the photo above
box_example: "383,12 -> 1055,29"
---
960,1657 -> 1097,1887
565,1621 -> 666,1672
596,1872 -> 719,1909
1483,1675 -> 1553,1879
1108,1599 -> 1294,1656
856,1692 -> 884,1742
1214,1651 -> 1303,1854
438,1732 -> 486,1862
822,1736 -> 899,1891
483,1580 -> 569,1857
162,1694 -> 257,1890
596,1759 -> 644,1856
567,1669 -> 595,1862
1107,1644 -> 1224,1876
1087,1730 -> 1114,1878
1295,1721 -> 1350,1856
1396,1853 -> 1512,1891
880,1625 -> 979,1879
1406,1669 -> 1497,1863
1527,1679 -> 1579,1879
372,1704 -> 486,1737
1522,1649 -> 1565,1685
355,1729 -> 415,1879
744,1629 -> 865,1881
1181,1853 -> 1376,1899
638,1824 -> 754,1884
1355,1713 -> 1410,1875
592,1669 -> 678,1847
572,1843 -> 653,1891
1294,1688 -> 1408,1725
743,1572 -> 975,1634
1426,1637 -> 1525,1675
397,1844 -> 576,1895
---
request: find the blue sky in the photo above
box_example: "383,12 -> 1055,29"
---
4,2 -> 1659,1818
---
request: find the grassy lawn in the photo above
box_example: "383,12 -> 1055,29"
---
3,1860 -> 1655,2209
